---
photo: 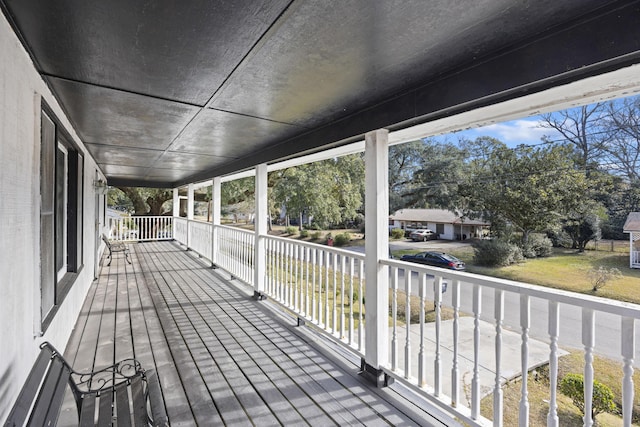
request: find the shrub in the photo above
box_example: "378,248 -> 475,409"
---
473,239 -> 523,267
390,228 -> 405,239
284,226 -> 296,235
310,231 -> 321,241
299,229 -> 309,238
521,234 -> 553,258
589,266 -> 622,292
559,373 -> 616,420
333,232 -> 351,247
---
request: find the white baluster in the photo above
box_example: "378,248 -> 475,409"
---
293,245 -> 300,313
405,269 -> 412,380
471,284 -> 482,419
622,316 -> 635,427
302,246 -> 308,316
358,260 -> 364,352
318,250 -> 324,327
325,251 -> 330,330
290,243 -> 295,307
274,240 -> 280,301
547,301 -> 559,427
287,241 -> 293,305
419,273 -> 427,387
340,254 -> 345,339
493,289 -> 504,427
312,248 -> 317,322
519,294 -> 530,427
451,279 -> 460,407
434,276 -> 443,397
332,252 -> 338,334
391,266 -> 398,371
264,239 -> 270,294
582,308 -> 595,427
348,257 -> 354,346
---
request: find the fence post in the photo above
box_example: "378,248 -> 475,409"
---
211,177 -> 221,267
254,164 -> 268,299
362,129 -> 390,387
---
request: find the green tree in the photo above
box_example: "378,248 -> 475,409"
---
390,139 -> 466,211
388,140 -> 428,212
562,201 -> 604,252
272,154 -> 364,229
467,142 -> 588,243
220,177 -> 255,224
110,187 -> 173,215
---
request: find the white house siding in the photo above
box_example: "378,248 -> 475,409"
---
0,14 -> 104,420
390,220 -> 475,240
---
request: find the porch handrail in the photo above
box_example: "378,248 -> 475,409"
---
380,257 -> 640,427
107,215 -> 173,242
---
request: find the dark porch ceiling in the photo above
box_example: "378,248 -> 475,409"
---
2,1 -> 640,188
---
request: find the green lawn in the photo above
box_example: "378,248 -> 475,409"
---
395,245 -> 640,305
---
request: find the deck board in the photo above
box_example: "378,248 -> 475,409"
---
62,240 -> 444,426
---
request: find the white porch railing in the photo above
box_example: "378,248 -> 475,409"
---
187,219 -> 213,260
109,216 -> 640,427
264,236 -> 366,354
217,225 -> 255,284
107,215 -> 173,241
381,258 -> 640,427
632,250 -> 640,268
173,217 -> 188,245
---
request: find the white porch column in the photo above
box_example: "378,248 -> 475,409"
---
211,177 -> 221,266
254,164 -> 268,299
172,188 -> 179,217
362,129 -> 390,387
187,183 -> 195,220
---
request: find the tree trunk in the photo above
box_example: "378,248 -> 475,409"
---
118,187 -> 148,215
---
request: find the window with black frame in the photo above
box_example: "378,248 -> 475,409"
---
40,105 -> 84,331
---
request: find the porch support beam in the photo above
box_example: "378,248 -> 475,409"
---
362,129 -> 390,387
211,177 -> 221,267
254,163 -> 268,299
172,188 -> 179,217
187,183 -> 194,220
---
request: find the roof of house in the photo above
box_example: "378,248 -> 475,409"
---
624,212 -> 640,232
389,209 -> 490,226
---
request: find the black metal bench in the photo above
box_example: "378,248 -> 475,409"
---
4,342 -> 168,426
102,233 -> 132,266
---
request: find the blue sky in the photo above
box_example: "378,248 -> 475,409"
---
435,116 -> 564,148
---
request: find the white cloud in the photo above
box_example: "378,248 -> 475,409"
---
453,118 -> 562,146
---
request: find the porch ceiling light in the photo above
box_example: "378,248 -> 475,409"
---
93,179 -> 108,194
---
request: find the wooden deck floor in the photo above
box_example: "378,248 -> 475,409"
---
61,240 -> 445,426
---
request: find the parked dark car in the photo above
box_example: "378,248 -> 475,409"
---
400,251 -> 465,270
